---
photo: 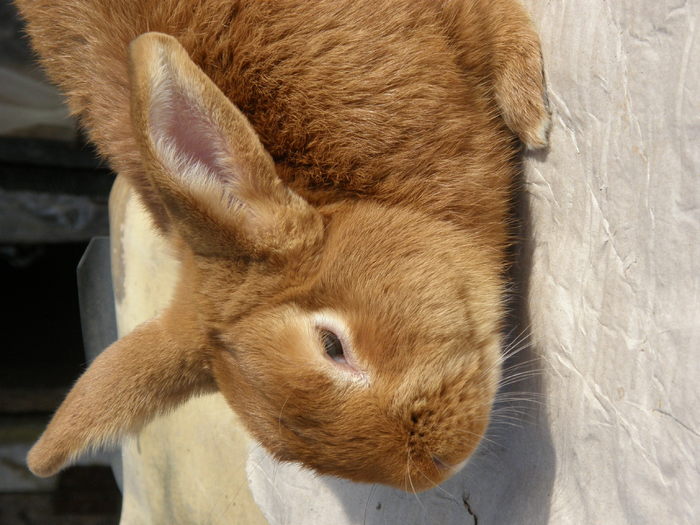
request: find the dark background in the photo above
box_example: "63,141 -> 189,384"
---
0,0 -> 121,522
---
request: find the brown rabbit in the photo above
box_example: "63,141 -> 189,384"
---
16,0 -> 548,491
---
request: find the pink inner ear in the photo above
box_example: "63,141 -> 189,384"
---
149,73 -> 228,180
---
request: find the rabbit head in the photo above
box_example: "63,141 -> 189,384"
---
207,199 -> 504,490
27,33 -> 504,491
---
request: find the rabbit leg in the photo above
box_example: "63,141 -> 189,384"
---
489,0 -> 550,149
444,0 -> 551,149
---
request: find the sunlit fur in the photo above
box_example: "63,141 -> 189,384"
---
17,0 -> 548,491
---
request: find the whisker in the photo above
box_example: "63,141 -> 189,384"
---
494,394 -> 544,406
274,394 -> 292,484
413,460 -> 462,505
277,393 -> 291,438
490,408 -> 538,420
470,327 -> 535,392
470,386 -> 544,410
502,337 -> 531,359
501,325 -> 532,358
463,427 -> 500,448
500,323 -> 525,347
495,389 -> 545,398
499,358 -> 541,372
500,357 -> 542,374
491,405 -> 541,420
490,404 -> 540,426
497,372 -> 544,390
405,453 -> 427,514
489,419 -> 525,430
363,483 -> 378,525
491,403 -> 538,415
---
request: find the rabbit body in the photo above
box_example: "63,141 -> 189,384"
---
17,0 -> 548,491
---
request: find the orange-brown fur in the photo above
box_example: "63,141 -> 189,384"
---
17,0 -> 548,491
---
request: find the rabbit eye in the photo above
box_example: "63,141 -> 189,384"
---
313,313 -> 368,383
320,329 -> 346,364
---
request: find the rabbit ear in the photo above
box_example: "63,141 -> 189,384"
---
27,316 -> 214,477
129,32 -> 322,257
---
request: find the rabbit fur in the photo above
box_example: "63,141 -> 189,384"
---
16,0 -> 549,491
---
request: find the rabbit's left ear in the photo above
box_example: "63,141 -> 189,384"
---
129,32 -> 322,258
27,315 -> 214,477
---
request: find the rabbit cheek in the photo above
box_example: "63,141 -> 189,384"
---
206,309 -> 342,451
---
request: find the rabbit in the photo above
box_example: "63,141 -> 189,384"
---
16,0 -> 549,492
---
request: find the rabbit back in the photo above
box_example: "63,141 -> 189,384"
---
17,0 -> 517,238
